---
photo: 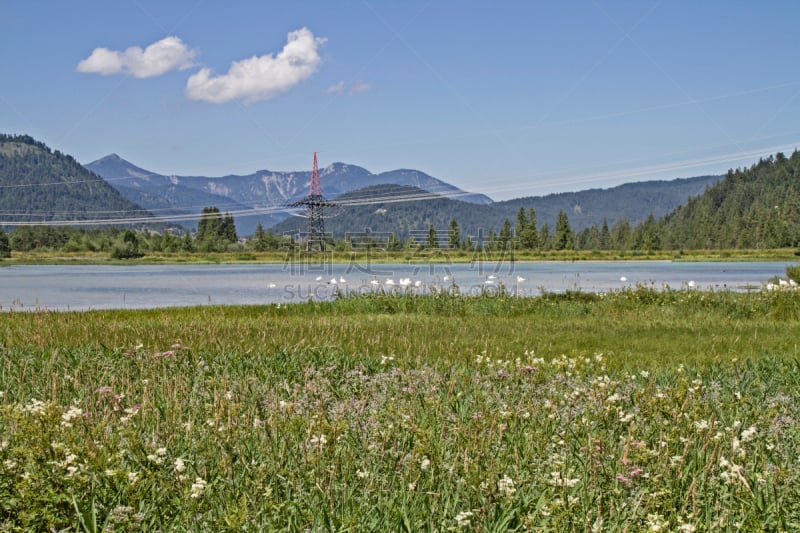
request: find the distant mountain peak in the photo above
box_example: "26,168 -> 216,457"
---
324,162 -> 346,172
322,162 -> 368,176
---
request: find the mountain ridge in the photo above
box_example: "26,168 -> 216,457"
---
0,135 -> 152,226
86,154 -> 494,235
86,153 -> 722,237
271,174 -> 721,241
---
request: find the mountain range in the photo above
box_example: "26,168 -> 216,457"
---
86,153 -> 720,237
85,154 -> 492,235
1,133 -> 726,240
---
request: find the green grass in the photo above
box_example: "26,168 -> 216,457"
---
2,288 -> 800,530
4,247 -> 800,266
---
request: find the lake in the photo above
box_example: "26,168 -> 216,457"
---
0,261 -> 794,311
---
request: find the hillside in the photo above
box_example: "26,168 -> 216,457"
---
272,184 -> 495,240
85,155 -> 493,235
495,175 -> 720,231
660,151 -> 800,249
0,135 -> 150,226
271,175 -> 721,241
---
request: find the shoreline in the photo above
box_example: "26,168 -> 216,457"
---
2,248 -> 798,266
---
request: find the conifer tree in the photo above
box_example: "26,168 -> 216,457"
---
426,224 -> 439,249
448,218 -> 461,249
554,210 -> 574,250
0,230 -> 10,258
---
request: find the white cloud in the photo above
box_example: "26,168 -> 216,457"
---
326,80 -> 371,95
185,28 -> 325,104
76,36 -> 197,78
326,80 -> 346,94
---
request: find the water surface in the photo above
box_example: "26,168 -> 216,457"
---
0,261 -> 792,311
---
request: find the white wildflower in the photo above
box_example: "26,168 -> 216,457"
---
174,458 -> 186,473
497,474 -> 516,497
740,425 -> 757,443
22,398 -> 47,416
190,477 -> 207,498
646,513 -> 667,532
732,438 -> 746,459
548,471 -> 580,487
120,406 -> 140,424
308,434 -> 327,450
356,469 -> 370,479
619,411 -> 634,423
60,404 -> 83,427
420,457 -> 431,471
455,510 -> 474,528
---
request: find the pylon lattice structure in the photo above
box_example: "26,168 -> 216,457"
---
289,152 -> 334,251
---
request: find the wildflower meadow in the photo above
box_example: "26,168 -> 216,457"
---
2,286 -> 800,530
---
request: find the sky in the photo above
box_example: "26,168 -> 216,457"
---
2,1 -> 800,201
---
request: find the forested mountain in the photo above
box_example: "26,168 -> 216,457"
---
272,175 -> 721,241
496,175 -> 720,231
660,151 -> 800,249
0,134 -> 150,226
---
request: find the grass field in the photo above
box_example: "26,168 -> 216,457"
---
4,247 -> 800,266
2,287 -> 800,530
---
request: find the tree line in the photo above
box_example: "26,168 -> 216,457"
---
0,207 -> 258,258
401,207 -> 659,252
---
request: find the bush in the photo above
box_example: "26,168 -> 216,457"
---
110,231 -> 144,259
110,244 -> 145,260
787,264 -> 800,282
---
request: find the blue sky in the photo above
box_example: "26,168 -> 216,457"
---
2,1 -> 800,200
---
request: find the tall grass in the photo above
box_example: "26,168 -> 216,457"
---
2,288 -> 800,530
